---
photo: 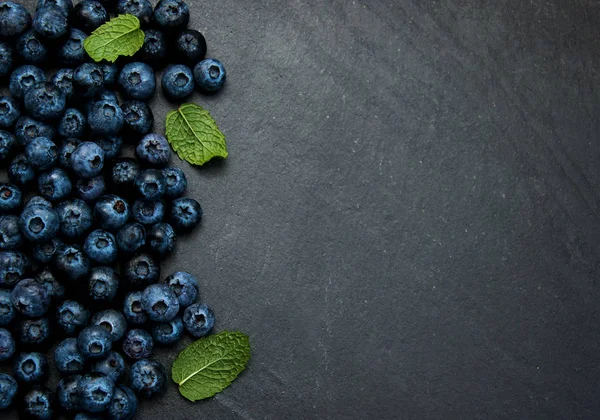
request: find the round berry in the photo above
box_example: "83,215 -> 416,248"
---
78,325 -> 112,359
58,108 -> 86,138
135,169 -> 166,200
122,328 -> 153,359
0,183 -> 22,212
142,283 -> 179,322
116,0 -> 151,25
55,338 -> 85,374
170,197 -> 202,231
38,167 -> 72,202
124,252 -> 160,287
13,351 -> 47,383
25,136 -> 57,170
151,316 -> 183,345
9,65 -> 46,100
183,303 -> 215,338
75,175 -> 105,202
0,130 -> 15,161
72,0 -> 107,33
0,328 -> 15,360
132,199 -> 164,225
18,204 -> 60,243
136,133 -> 170,167
0,2 -> 31,39
161,64 -> 194,100
94,135 -> 122,160
91,309 -> 127,342
22,386 -> 55,419
52,67 -> 74,99
164,271 -> 198,308
78,373 -> 114,413
0,373 -> 17,409
16,317 -> 50,345
0,95 -> 20,128
123,291 -> 147,325
55,198 -> 93,238
57,374 -> 82,412
173,29 -> 206,64
130,359 -> 166,398
24,82 -> 66,121
92,351 -> 125,383
56,300 -> 89,335
153,0 -> 189,31
94,194 -> 130,231
73,62 -> 104,98
87,266 -> 119,301
116,222 -> 146,254
0,41 -> 12,77
147,222 -> 176,257
58,28 -> 87,65
53,243 -> 90,280
71,141 -> 105,178
118,62 -> 155,101
88,100 -> 124,135
33,5 -> 69,40
0,251 -> 29,288
0,289 -> 15,325
84,229 -> 117,264
121,100 -> 154,134
108,385 -> 138,420
0,215 -> 22,250
139,29 -> 166,65
194,58 -> 226,92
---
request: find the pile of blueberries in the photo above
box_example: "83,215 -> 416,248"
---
0,0 -> 227,418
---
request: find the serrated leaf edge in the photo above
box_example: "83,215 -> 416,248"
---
83,14 -> 144,63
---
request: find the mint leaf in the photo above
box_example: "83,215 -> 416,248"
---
165,103 -> 228,166
171,331 -> 250,402
83,14 -> 144,63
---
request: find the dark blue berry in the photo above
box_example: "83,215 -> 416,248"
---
88,99 -> 123,135
123,291 -> 147,325
87,266 -> 119,301
0,183 -> 22,212
34,267 -> 65,300
194,58 -> 226,92
142,283 -> 179,322
56,300 -> 89,335
71,141 -> 105,178
0,373 -> 17,409
33,5 -> 69,40
135,169 -> 166,200
125,252 -> 160,287
58,108 -> 86,138
183,303 -> 215,338
162,64 -> 194,100
0,328 -> 15,360
16,29 -> 47,64
38,167 -> 72,202
151,316 -> 183,345
58,28 -> 87,65
137,133 -> 171,166
0,2 -> 32,39
12,278 -> 50,317
17,317 -> 50,345
0,215 -> 22,249
9,65 -> 46,101
56,374 -> 82,412
18,204 -> 60,242
0,41 -> 12,76
148,222 -> 175,257
0,96 -> 19,128
51,68 -> 74,99
84,229 -> 118,264
118,62 -> 155,100
165,271 -> 198,308
94,195 -> 130,231
78,373 -> 114,413
71,0 -> 107,33
24,82 -> 67,121
170,197 -> 202,231
121,100 -> 153,134
24,195 -> 52,209
174,29 -> 206,64
99,62 -> 118,87
13,351 -> 47,383
108,385 -> 138,420
116,222 -> 146,254
95,88 -> 119,103
33,239 -> 61,262
91,309 -> 127,342
56,198 -> 93,238
37,0 -> 73,16
78,325 -> 112,359
0,130 -> 15,161
0,289 -> 14,325
53,243 -> 90,280
153,0 -> 189,32
73,62 -> 104,98
25,137 -> 57,170
22,386 -> 55,419
75,175 -> 105,202
132,199 -> 164,225
9,154 -> 35,185
0,251 -> 29,288
117,0 -> 151,26
92,351 -> 125,383
130,359 -> 165,398
111,157 -> 139,189
93,135 -> 122,160
139,29 -> 166,66
15,115 -> 54,146
122,328 -> 153,359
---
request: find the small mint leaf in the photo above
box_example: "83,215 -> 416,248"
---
83,14 -> 144,63
165,103 -> 228,166
171,331 -> 250,402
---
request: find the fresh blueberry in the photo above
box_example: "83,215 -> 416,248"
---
82,229 -> 116,264
13,351 -> 47,383
170,197 -> 202,231
38,167 -> 72,202
162,167 -> 187,198
132,199 -> 164,225
93,135 -> 122,160
121,100 -> 154,134
139,29 -> 166,66
0,2 -> 32,39
78,373 -> 114,413
138,133 -> 171,166
71,141 -> 105,178
0,251 -> 29,288
33,5 -> 69,40
34,267 -> 65,300
116,222 -> 146,254
183,303 -> 215,337
151,316 -> 183,345
58,28 -> 87,65
19,204 -> 59,243
0,41 -> 12,76
122,328 -> 153,359
164,271 -> 198,308
24,196 -> 52,209
56,300 -> 89,335
56,198 -> 93,238
147,223 -> 176,257
8,154 -> 35,185
53,243 -> 90,280
12,278 -> 50,317
16,317 -> 50,345
94,195 -> 130,231
73,62 -> 104,98
153,0 -> 189,32
91,309 -> 127,342
75,175 -> 105,202
123,291 -> 147,325
117,0 -> 151,26
16,29 -> 47,64
130,359 -> 166,398
88,100 -> 124,135
0,328 -> 15,360
194,58 -> 226,92
111,158 -> 139,189
118,62 -> 155,100
108,385 -> 138,420
71,0 -> 107,33
52,68 -> 74,99
25,82 -> 67,121
25,137 -> 57,170
0,289 -> 14,325
142,283 -> 179,322
9,65 -> 46,101
124,253 -> 160,287
15,115 -> 54,146
95,88 -> 119,104
22,386 -> 55,419
87,266 -> 119,301
37,0 -> 73,16
92,351 -> 125,383
0,183 -> 22,212
56,374 -> 82,412
0,130 -> 15,161
173,29 -> 206,64
0,215 -> 22,249
58,108 -> 86,138
100,62 -> 118,87
55,338 -> 85,373
0,96 -> 19,129
0,373 -> 17,409
78,325 -> 112,359
33,239 -> 62,263
135,169 -> 166,200
162,64 -> 194,100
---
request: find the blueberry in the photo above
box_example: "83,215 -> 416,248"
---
25,196 -> 53,208
116,222 -> 146,254
58,108 -> 86,138
75,175 -> 105,202
15,115 -> 54,146
91,309 -> 127,342
124,253 -> 160,287
153,0 -> 189,32
194,58 -> 226,92
74,62 -> 104,98
95,88 -> 119,104
17,317 -> 50,345
173,29 -> 206,64
100,62 -> 118,87
78,325 -> 112,359
108,385 -> 138,420
0,373 -> 17,409
16,29 -> 47,64
19,204 -> 59,243
0,215 -> 22,249
147,223 -> 176,257
12,278 -> 50,317
162,64 -> 194,100
78,373 -> 114,413
58,28 -> 87,65
123,291 -> 147,325
0,251 -> 29,287
164,271 -> 198,308
33,239 -> 62,263
88,100 -> 124,135
37,0 -> 73,16
9,154 -> 35,185
9,65 -> 46,101
132,199 -> 164,225
56,300 -> 90,335
56,374 -> 82,412
0,97 -> 18,130
122,328 -> 153,359
93,135 -> 122,160
142,283 -> 179,322
22,386 -> 55,419
0,328 -> 15,360
53,243 -> 90,280
56,198 -> 93,238
111,157 -> 139,189
139,29 -> 166,65
55,338 -> 85,374
52,68 -> 74,99
151,316 -> 183,345
25,137 -> 57,170
0,41 -> 12,76
130,359 -> 166,398
137,134 -> 171,166
92,351 -> 125,383
94,195 -> 130,231
0,2 -> 32,39
117,0 -> 152,26
87,266 -> 119,301
0,183 -> 22,212
34,5 -> 69,40
25,82 -> 67,121
0,289 -> 14,325
71,141 -> 105,178
183,303 -> 214,337
118,62 -> 155,101
13,351 -> 47,383
71,0 -> 107,33
170,197 -> 202,231
82,230 -> 117,264
34,267 -> 65,300
38,167 -> 73,202
0,130 -> 15,161
135,169 -> 166,200
121,100 -> 154,134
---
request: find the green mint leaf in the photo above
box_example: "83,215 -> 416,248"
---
171,331 -> 250,402
83,14 -> 144,62
165,103 -> 228,166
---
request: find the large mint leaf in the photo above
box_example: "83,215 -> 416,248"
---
83,14 -> 144,63
171,331 -> 250,402
165,103 -> 228,166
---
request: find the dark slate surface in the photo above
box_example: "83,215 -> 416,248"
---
8,0 -> 600,418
